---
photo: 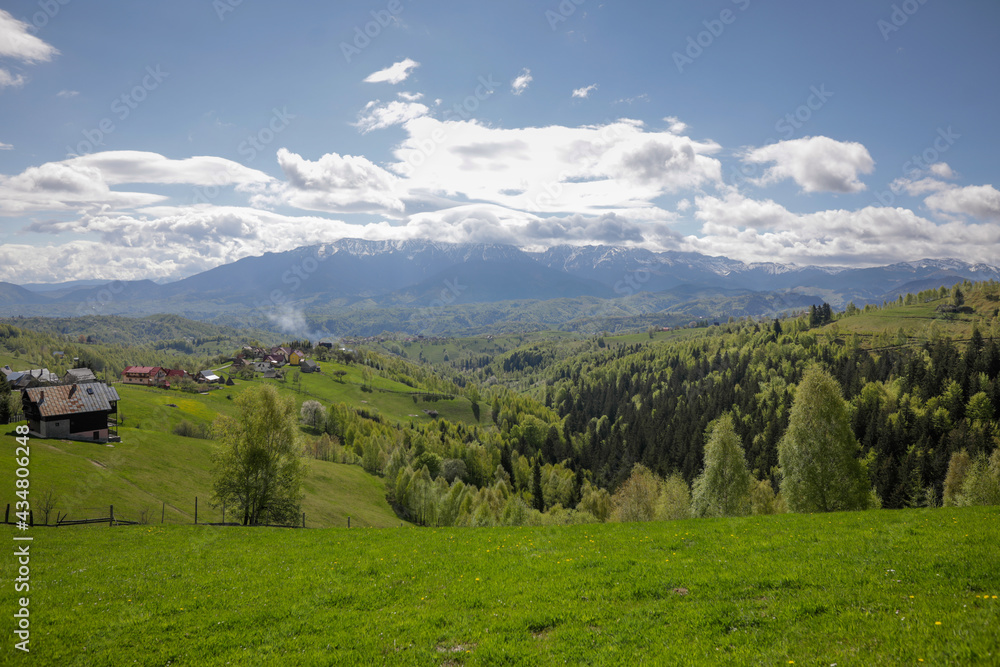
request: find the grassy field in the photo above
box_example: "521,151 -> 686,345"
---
0,425 -> 401,529
1,506 -> 997,665
823,291 -> 999,346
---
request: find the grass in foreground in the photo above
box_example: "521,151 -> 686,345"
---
2,506 -> 998,665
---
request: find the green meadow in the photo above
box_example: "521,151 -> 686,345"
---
2,506 -> 997,665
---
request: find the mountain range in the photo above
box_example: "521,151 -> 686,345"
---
2,240 -> 995,335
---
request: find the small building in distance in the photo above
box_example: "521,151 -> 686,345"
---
163,369 -> 190,387
122,366 -> 166,387
63,368 -> 97,384
300,359 -> 319,373
196,371 -> 222,384
22,382 -> 120,443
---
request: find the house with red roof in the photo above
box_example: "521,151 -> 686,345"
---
121,366 -> 166,386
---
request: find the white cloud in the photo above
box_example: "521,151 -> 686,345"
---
0,206 -> 404,283
363,58 -> 419,85
389,116 -> 722,213
355,99 -> 429,133
270,147 -> 405,215
511,68 -> 533,95
56,89 -> 79,98
572,84 -> 597,99
684,191 -> 1000,266
397,91 -> 423,102
0,160 -> 165,215
0,10 -> 59,63
925,184 -> 1000,222
0,68 -> 25,89
663,116 -> 688,134
0,141 -> 11,150
929,162 -> 956,179
0,10 -> 58,90
0,151 -> 273,216
891,176 -> 949,196
67,151 -> 273,187
742,136 -> 875,193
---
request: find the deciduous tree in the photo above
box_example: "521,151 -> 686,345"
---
211,385 -> 304,526
778,366 -> 873,512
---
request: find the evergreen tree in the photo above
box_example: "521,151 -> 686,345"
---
691,413 -> 753,517
778,366 -> 873,512
942,449 -> 971,506
531,458 -> 545,511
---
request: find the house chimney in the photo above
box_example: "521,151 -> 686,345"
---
38,390 -> 44,404
69,384 -> 77,398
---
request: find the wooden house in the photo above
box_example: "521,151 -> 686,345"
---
63,368 -> 97,384
22,383 -> 120,443
121,366 -> 166,386
300,359 -> 319,373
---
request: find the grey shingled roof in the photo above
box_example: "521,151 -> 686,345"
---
65,368 -> 97,382
24,383 -> 120,418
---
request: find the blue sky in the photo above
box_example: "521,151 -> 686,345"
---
1,0 -> 998,283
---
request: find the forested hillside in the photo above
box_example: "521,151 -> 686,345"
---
540,282 -> 1000,508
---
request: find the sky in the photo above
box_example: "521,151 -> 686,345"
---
1,0 -> 998,284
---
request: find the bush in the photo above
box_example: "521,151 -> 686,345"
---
173,420 -> 210,439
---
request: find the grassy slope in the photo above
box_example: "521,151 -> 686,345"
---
1,425 -> 399,529
0,365 -> 449,529
823,290 -> 999,345
1,507 -> 997,665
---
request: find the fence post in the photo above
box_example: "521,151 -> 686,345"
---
109,505 -> 114,528
4,504 -> 8,524
29,510 -> 33,527
161,501 -> 165,524
194,496 -> 198,525
301,512 -> 305,528
347,516 -> 350,529
223,503 -> 226,525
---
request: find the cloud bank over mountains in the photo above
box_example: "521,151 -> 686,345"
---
1,51 -> 998,284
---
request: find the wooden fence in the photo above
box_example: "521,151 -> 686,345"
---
0,499 -> 337,529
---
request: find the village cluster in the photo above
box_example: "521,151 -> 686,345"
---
2,346 -> 321,447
